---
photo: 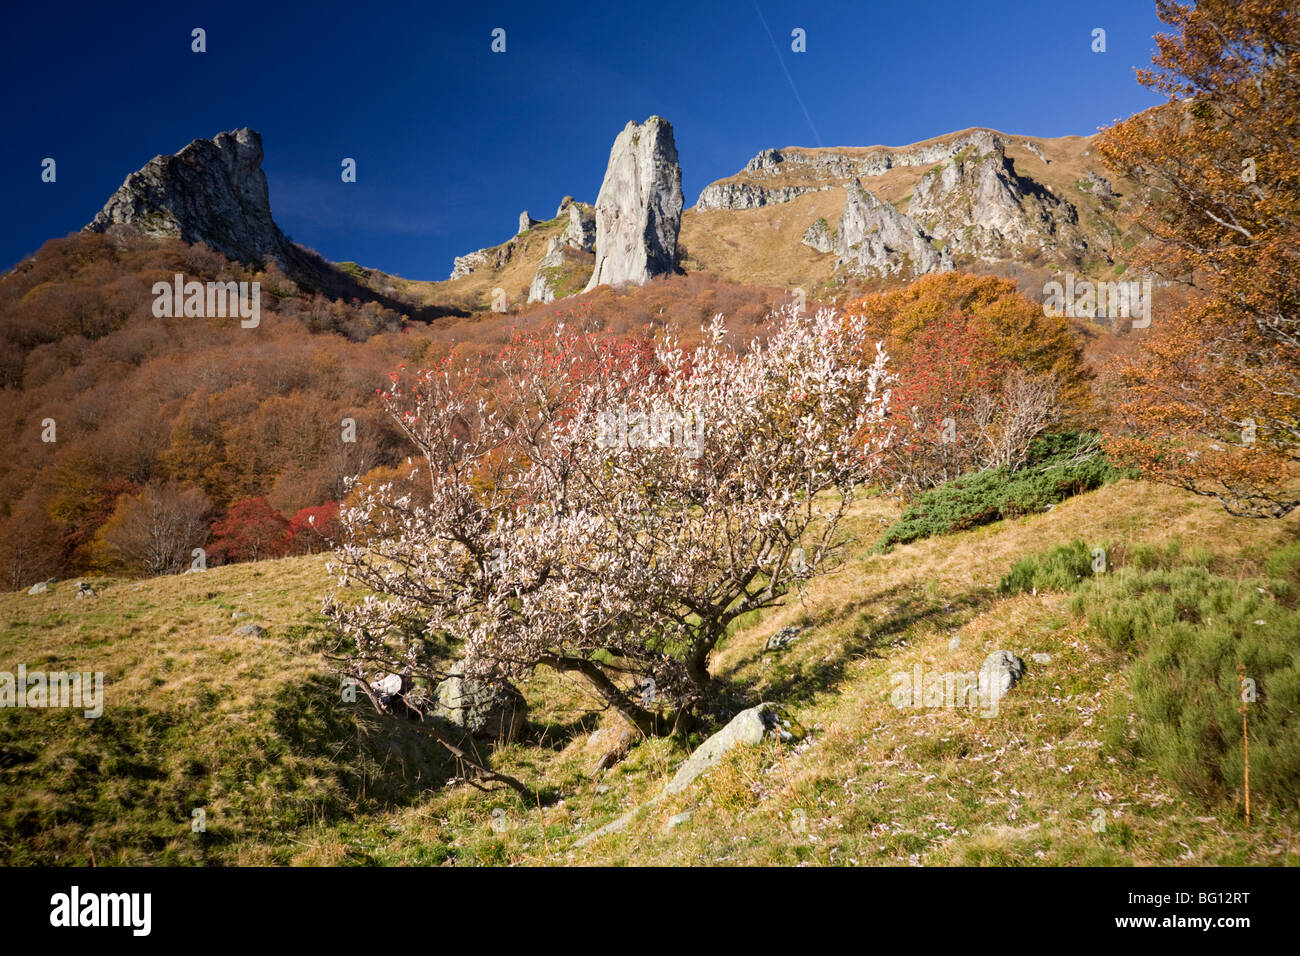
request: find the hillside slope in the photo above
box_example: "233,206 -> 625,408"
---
2,480 -> 1295,865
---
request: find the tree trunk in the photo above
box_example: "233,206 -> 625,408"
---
538,654 -> 686,737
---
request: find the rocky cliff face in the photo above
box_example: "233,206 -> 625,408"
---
583,116 -> 683,292
696,181 -> 830,211
525,201 -> 597,302
561,202 -> 596,251
450,199 -> 595,284
907,132 -> 1084,262
85,128 -> 292,267
829,184 -> 952,278
440,123 -> 1130,301
698,131 -> 1021,210
695,127 -> 1119,280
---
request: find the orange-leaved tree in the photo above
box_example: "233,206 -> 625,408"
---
847,271 -> 1089,415
847,272 -> 1086,496
1096,0 -> 1299,517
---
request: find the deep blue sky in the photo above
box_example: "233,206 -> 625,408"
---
3,0 -> 1166,280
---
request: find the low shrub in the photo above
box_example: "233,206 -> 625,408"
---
877,432 -> 1122,549
1075,564 -> 1300,807
999,539 -> 1096,595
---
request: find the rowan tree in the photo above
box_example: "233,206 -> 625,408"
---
847,272 -> 1089,415
866,310 -> 1064,498
209,497 -> 290,563
288,501 -> 341,554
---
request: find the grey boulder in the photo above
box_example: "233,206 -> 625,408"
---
432,662 -> 527,741
979,650 -> 1026,702
663,703 -> 803,796
764,626 -> 802,652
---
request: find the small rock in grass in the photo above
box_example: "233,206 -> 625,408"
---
765,626 -> 802,652
979,650 -> 1026,701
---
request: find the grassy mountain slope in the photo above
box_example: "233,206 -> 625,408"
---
3,479 -> 1295,865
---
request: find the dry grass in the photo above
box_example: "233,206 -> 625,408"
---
2,480 -> 1296,865
678,191 -> 846,290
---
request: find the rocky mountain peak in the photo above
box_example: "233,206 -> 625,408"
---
696,126 -> 1116,280
85,128 -> 292,268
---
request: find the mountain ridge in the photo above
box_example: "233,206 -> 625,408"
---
67,120 -> 1140,316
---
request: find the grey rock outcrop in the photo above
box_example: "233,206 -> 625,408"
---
1019,140 -> 1049,164
528,237 -> 567,304
574,702 -> 804,847
583,116 -> 683,292
764,626 -> 803,652
85,128 -> 292,268
908,133 -> 1083,261
690,127 -> 1107,274
561,202 -> 596,251
528,224 -> 595,304
1083,170 -> 1113,200
663,703 -> 804,796
27,578 -> 56,595
801,217 -> 835,254
698,131 -> 1027,212
833,183 -> 952,278
518,211 -> 539,234
432,662 -> 527,741
696,181 -> 829,212
448,237 -> 530,280
449,248 -> 490,280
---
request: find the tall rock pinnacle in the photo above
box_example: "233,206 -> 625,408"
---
583,116 -> 683,292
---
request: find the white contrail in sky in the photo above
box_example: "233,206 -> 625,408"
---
750,0 -> 823,147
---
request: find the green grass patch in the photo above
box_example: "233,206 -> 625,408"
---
1000,539 -> 1097,595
